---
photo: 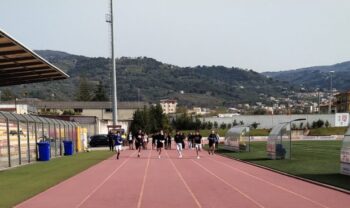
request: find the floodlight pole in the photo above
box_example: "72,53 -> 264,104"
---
328,71 -> 334,114
107,0 -> 118,126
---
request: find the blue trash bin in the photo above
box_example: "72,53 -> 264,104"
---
37,142 -> 50,161
63,140 -> 74,156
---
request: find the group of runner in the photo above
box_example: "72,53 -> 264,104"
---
125,130 -> 220,159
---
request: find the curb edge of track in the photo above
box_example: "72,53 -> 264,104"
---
217,153 -> 350,195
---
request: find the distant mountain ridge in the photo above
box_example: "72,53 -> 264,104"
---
263,61 -> 350,91
1,50 -> 289,107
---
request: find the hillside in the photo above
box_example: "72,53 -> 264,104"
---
263,61 -> 350,91
0,50 -> 289,107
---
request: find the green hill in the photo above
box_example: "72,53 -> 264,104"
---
263,61 -> 350,91
0,50 -> 289,107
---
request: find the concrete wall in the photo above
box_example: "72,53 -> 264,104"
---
202,114 -> 337,129
81,109 -> 135,121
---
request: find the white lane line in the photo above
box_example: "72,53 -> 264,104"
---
75,151 -> 137,208
137,150 -> 152,208
192,159 -> 265,208
166,151 -> 202,208
209,156 -> 331,208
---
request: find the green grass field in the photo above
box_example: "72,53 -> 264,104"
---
179,127 -> 346,137
217,141 -> 350,191
308,127 -> 347,136
0,151 -> 114,208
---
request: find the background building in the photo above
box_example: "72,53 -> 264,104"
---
336,92 -> 350,113
160,99 -> 177,114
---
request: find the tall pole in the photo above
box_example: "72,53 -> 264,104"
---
107,0 -> 118,126
329,71 -> 334,114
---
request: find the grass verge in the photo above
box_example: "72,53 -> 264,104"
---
308,127 -> 347,136
0,151 -> 114,208
217,141 -> 350,191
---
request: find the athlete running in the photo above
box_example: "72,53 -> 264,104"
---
114,131 -> 123,159
157,130 -> 165,159
174,131 -> 184,158
135,129 -> 143,158
207,130 -> 217,155
193,131 -> 202,159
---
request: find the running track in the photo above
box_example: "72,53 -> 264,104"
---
16,148 -> 350,208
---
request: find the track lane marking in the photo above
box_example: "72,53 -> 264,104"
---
165,150 -> 202,208
75,151 -> 137,208
208,156 -> 331,208
192,159 -> 265,208
137,150 -> 152,208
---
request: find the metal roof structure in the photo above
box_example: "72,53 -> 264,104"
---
0,29 -> 69,86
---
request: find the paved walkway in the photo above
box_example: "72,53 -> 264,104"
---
16,148 -> 350,208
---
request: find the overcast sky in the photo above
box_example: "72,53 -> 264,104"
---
1,0 -> 350,72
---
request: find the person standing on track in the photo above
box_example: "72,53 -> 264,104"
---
187,132 -> 193,149
135,129 -> 143,158
151,133 -> 156,150
107,130 -> 114,151
128,132 -> 133,150
114,131 -> 123,159
207,130 -> 217,155
166,132 -> 172,149
157,130 -> 165,159
193,131 -> 202,159
181,132 -> 186,150
215,131 -> 220,151
143,132 -> 148,150
174,131 -> 183,158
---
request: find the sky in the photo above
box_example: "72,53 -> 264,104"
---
1,0 -> 350,72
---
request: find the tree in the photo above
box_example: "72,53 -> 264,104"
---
232,120 -> 238,126
316,119 -> 324,128
227,123 -> 232,129
76,77 -> 93,101
299,122 -> 304,129
220,123 -> 227,129
1,88 -> 14,101
130,104 -> 169,134
92,81 -> 109,101
207,121 -> 213,130
130,109 -> 146,134
213,121 -> 218,129
325,120 -> 330,128
251,122 -> 259,129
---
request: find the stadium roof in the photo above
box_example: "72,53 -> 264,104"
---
0,29 -> 69,87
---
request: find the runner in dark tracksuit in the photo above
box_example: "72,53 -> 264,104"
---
135,130 -> 143,158
157,130 -> 165,159
207,130 -> 217,155
107,130 -> 114,151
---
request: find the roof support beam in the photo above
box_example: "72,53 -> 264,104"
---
0,50 -> 27,56
0,69 -> 53,77
0,56 -> 36,64
0,42 -> 16,48
0,61 -> 44,69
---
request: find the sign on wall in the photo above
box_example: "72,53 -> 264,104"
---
335,113 -> 349,127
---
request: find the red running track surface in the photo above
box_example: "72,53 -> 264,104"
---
16,148 -> 350,208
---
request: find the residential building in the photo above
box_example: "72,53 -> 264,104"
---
187,107 -> 210,116
160,99 -> 177,114
336,91 -> 350,112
